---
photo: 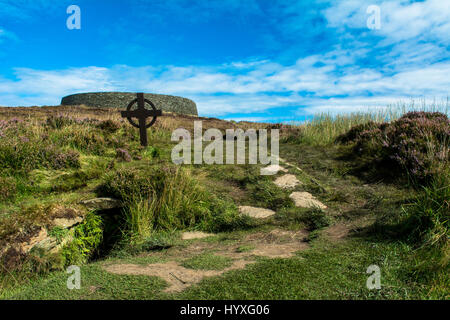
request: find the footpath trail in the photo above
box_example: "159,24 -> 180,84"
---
101,161 -> 330,293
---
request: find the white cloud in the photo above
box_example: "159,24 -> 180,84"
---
0,0 -> 448,119
0,55 -> 448,116
324,0 -> 450,41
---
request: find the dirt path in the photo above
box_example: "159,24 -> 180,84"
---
103,228 -> 309,292
103,163 -> 339,293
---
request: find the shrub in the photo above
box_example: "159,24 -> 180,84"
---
116,148 -> 132,162
401,111 -> 448,121
97,119 -> 121,133
44,147 -> 81,170
336,112 -> 449,183
46,115 -> 75,129
61,212 -> 103,266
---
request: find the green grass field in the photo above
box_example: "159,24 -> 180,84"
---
0,103 -> 448,300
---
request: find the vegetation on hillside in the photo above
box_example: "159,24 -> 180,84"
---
0,103 -> 448,299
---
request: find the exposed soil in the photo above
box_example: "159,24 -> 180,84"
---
103,228 -> 310,292
181,232 -> 214,240
104,260 -> 254,293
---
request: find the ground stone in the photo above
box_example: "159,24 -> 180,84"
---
289,192 -> 327,209
52,216 -> 84,228
274,174 -> 301,189
260,164 -> 287,175
239,206 -> 276,219
79,198 -> 122,210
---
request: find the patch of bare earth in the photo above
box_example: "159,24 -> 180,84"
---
103,228 -> 309,292
104,260 -> 254,293
181,232 -> 214,240
324,224 -> 350,241
324,216 -> 375,242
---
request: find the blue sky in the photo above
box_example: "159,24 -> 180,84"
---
0,0 -> 448,121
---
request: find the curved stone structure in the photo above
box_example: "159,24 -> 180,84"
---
61,92 -> 198,116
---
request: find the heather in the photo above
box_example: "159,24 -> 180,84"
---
336,111 -> 449,184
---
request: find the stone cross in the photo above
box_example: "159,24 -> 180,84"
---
120,93 -> 162,146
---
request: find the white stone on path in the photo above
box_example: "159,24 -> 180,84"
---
289,192 -> 327,210
260,164 -> 287,176
239,206 -> 276,219
181,232 -> 213,240
274,174 -> 301,189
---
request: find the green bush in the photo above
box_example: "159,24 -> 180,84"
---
61,212 -> 103,266
336,112 -> 449,184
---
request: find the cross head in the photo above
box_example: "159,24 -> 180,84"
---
120,93 -> 162,146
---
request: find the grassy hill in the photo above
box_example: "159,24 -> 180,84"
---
0,104 -> 448,299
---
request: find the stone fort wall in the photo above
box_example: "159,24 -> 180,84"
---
61,92 -> 198,116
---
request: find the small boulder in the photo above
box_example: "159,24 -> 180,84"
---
80,197 -> 122,210
274,174 -> 301,189
52,216 -> 84,228
239,206 -> 276,219
289,192 -> 327,210
260,164 -> 287,176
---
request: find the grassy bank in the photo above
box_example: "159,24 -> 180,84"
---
0,102 -> 448,299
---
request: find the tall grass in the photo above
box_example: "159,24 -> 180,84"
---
103,166 -> 251,245
287,99 -> 449,146
124,197 -> 156,241
402,172 -> 450,248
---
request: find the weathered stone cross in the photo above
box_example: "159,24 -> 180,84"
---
120,93 -> 162,146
